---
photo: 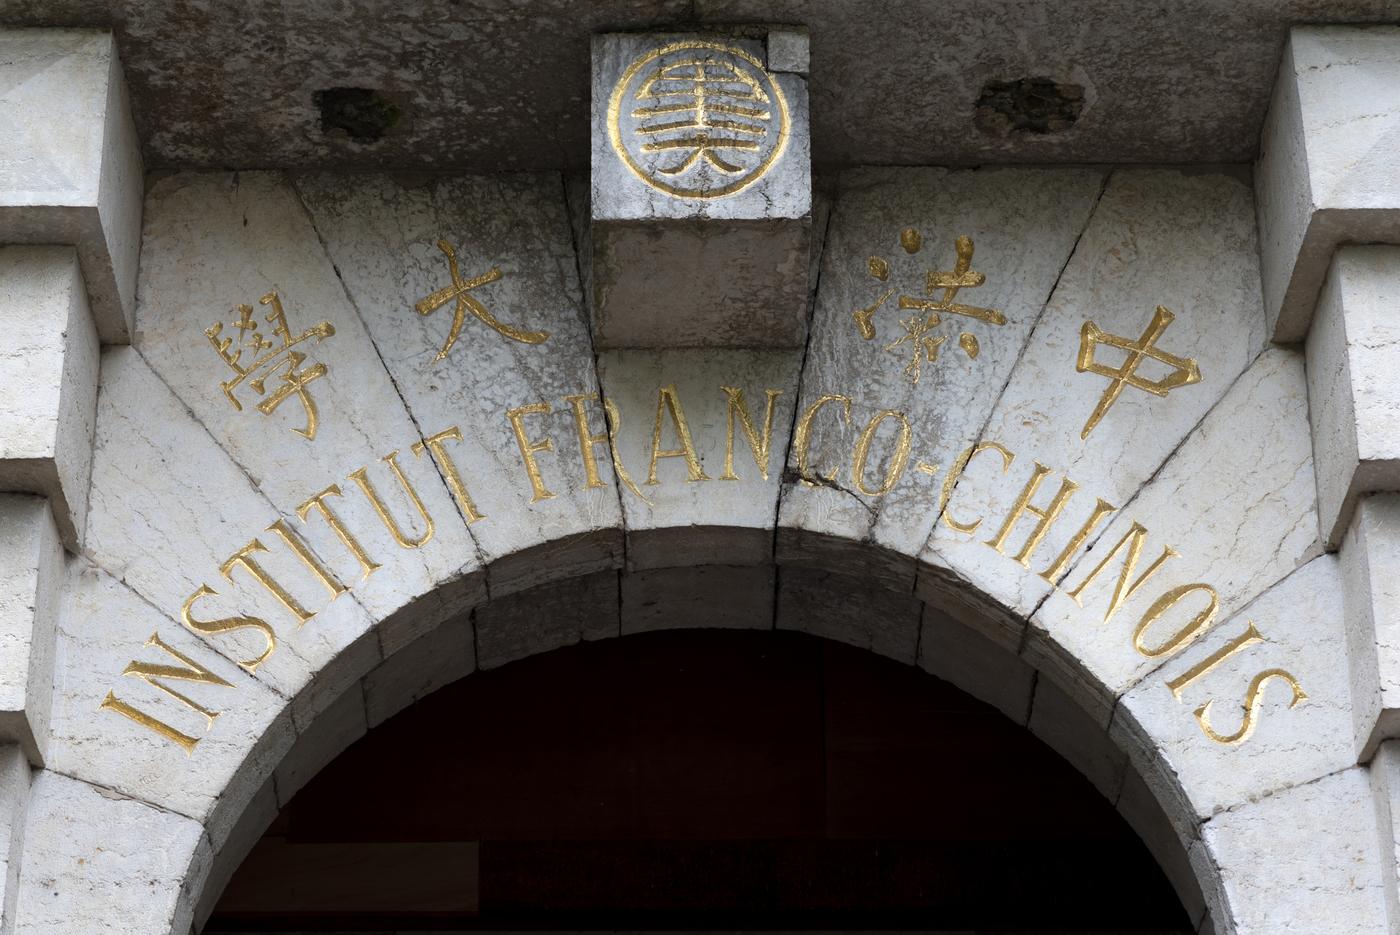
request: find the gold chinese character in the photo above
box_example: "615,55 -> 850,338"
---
205,292 -> 335,441
856,230 -> 1005,383
1076,305 -> 1202,440
414,239 -> 550,362
608,42 -> 790,199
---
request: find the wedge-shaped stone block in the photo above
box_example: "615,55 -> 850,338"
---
12,771 -> 209,935
292,172 -> 621,598
0,496 -> 60,766
475,571 -> 616,671
776,566 -> 921,663
921,169 -> 1265,644
1307,247 -> 1400,548
0,30 -> 142,343
779,167 -> 1105,590
0,247 -> 99,549
1200,767 -> 1389,933
1113,556 -> 1355,841
622,564 -> 773,634
598,348 -> 801,569
1341,494 -> 1400,759
589,31 -> 811,348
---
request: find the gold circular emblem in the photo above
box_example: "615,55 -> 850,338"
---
607,41 -> 791,200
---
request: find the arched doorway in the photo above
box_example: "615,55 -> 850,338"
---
205,627 -> 1190,933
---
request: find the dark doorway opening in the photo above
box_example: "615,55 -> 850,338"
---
206,629 -> 1190,933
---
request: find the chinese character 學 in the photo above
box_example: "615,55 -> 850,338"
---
414,239 -> 550,362
205,292 -> 335,441
1076,305 -> 1202,440
608,42 -> 789,199
856,230 -> 1005,384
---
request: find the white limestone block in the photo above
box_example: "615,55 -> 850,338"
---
1201,766 -> 1390,933
363,611 -> 474,728
0,248 -> 99,548
597,349 -> 801,569
1307,247 -> 1400,548
589,32 -> 812,348
917,607 -> 1034,724
775,566 -> 921,663
84,346 -> 382,734
475,570 -> 616,671
1113,556 -> 1355,838
0,496 -> 60,766
1341,495 -> 1400,760
135,172 -> 483,644
0,745 -> 30,935
779,167 -> 1105,589
292,172 -> 622,596
1256,27 -> 1400,342
1369,740 -> 1400,934
12,770 -> 209,935
921,169 -> 1266,643
1029,348 -> 1317,726
621,564 -> 773,633
47,559 -> 293,855
0,30 -> 142,343
193,776 -> 275,933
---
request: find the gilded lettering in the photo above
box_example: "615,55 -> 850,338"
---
1132,582 -> 1219,658
412,426 -> 485,524
182,585 -> 277,670
985,462 -> 1079,566
1063,522 -> 1178,624
265,518 -> 346,602
647,384 -> 708,485
792,394 -> 852,485
350,451 -> 435,549
1193,668 -> 1307,746
220,539 -> 314,624
850,409 -> 912,497
1165,623 -> 1265,699
296,484 -> 382,579
564,393 -> 649,504
100,631 -> 236,754
603,398 -> 652,504
1039,497 -> 1117,587
506,402 -> 557,502
939,442 -> 1014,534
720,386 -> 782,481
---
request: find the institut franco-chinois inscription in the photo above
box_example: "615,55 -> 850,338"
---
96,210 -> 1303,757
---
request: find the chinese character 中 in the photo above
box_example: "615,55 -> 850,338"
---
1076,305 -> 1202,440
414,239 -> 550,362
205,292 -> 335,441
856,230 -> 1005,383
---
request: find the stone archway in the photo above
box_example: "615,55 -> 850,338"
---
1,25 -> 1397,935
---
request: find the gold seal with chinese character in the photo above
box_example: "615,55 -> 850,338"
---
607,41 -> 790,199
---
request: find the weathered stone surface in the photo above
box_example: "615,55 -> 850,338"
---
589,32 -> 811,348
621,564 -> 773,633
1341,495 -> 1400,760
1114,556 -> 1354,838
1307,247 -> 1400,548
0,497 -> 59,766
0,30 -> 142,342
1256,27 -> 1400,342
48,559 -> 293,854
0,248 -> 99,549
1116,767 -> 1206,929
1201,766 -> 1389,933
1029,348 -> 1317,726
292,171 -> 620,597
84,346 -> 382,732
193,776 -> 275,932
0,745 -> 28,935
12,770 -> 209,935
597,349 -> 801,568
1369,740 -> 1400,934
135,171 -> 482,645
272,683 -> 364,808
363,611 -> 474,728
921,169 -> 1265,643
775,566 -> 921,663
1028,677 -> 1125,799
475,571 -> 616,671
780,166 -> 1104,589
917,607 -> 1034,724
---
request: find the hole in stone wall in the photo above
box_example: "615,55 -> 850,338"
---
974,76 -> 1085,136
314,87 -> 402,142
